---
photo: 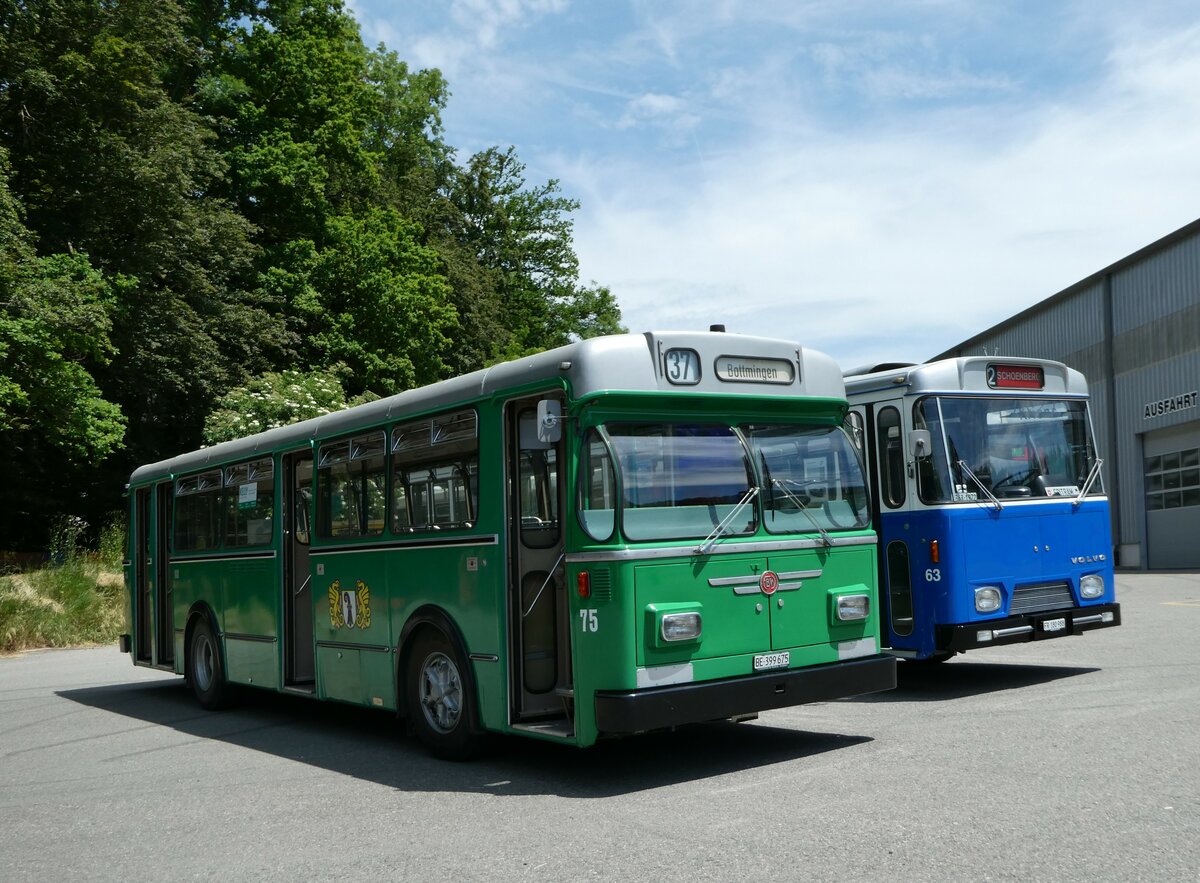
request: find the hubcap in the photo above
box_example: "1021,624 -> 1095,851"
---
418,651 -> 463,734
194,633 -> 214,692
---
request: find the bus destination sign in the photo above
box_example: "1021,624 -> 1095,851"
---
986,363 -> 1044,390
715,356 -> 795,385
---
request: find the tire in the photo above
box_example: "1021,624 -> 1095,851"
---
189,617 -> 230,709
405,629 -> 485,760
905,651 -> 955,665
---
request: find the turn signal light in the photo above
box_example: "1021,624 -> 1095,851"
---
930,539 -> 940,564
577,571 -> 591,599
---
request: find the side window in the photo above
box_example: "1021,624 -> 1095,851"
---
391,410 -> 479,532
174,469 -> 222,552
577,428 -> 616,541
317,432 -> 386,538
224,458 -> 275,548
877,406 -> 906,508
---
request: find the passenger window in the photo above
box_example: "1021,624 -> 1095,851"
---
174,470 -> 223,552
390,410 -> 479,532
878,406 -> 906,508
224,458 -> 275,548
317,432 -> 386,538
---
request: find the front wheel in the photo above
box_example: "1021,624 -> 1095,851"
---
405,630 -> 485,760
189,617 -> 230,709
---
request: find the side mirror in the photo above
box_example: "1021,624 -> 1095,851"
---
908,429 -> 931,458
536,399 -> 562,444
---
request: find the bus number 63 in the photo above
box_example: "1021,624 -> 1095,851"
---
925,568 -> 941,582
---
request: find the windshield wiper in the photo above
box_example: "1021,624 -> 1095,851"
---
956,460 -> 1003,511
770,477 -> 833,546
696,486 -> 759,555
1074,458 -> 1104,507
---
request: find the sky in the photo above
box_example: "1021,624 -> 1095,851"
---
346,0 -> 1200,369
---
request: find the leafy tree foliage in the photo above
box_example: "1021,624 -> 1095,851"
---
0,0 -> 623,553
202,368 -> 374,445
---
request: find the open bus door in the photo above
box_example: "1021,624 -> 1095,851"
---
506,394 -> 572,736
282,450 -> 315,688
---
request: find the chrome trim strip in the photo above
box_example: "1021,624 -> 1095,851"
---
991,625 -> 1035,638
469,653 -> 500,662
707,575 -> 760,587
567,534 -> 876,564
1071,614 -> 1103,625
171,551 -> 277,564
311,534 -> 500,557
224,633 -> 277,644
733,585 -> 760,595
316,640 -> 392,653
778,569 -> 823,580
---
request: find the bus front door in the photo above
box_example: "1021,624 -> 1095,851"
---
154,481 -> 174,667
507,395 -> 571,726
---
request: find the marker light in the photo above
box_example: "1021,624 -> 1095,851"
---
836,594 -> 871,622
1080,574 -> 1105,599
976,630 -> 994,642
576,571 -> 591,599
661,612 -> 702,642
1101,611 -> 1115,623
930,540 -> 940,564
975,586 -> 1003,613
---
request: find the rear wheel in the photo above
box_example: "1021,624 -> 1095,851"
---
406,630 -> 485,760
189,618 -> 230,709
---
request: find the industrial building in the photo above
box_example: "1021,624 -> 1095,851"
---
935,218 -> 1200,570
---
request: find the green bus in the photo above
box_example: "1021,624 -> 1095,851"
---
122,330 -> 896,757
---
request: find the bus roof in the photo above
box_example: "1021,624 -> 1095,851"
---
843,356 -> 1090,400
130,330 -> 845,484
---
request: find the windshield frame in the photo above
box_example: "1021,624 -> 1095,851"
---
913,394 -> 1103,505
575,418 -> 872,544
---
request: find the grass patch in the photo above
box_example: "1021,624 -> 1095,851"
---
0,557 -> 124,654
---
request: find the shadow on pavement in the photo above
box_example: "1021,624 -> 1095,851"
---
58,680 -> 872,797
845,659 -> 1099,703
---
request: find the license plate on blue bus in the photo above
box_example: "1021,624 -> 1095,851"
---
753,651 -> 790,671
1042,617 -> 1067,633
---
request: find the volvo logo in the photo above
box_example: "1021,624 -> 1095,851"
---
1070,554 -> 1107,564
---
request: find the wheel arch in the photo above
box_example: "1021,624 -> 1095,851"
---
395,604 -> 477,720
183,602 -> 222,684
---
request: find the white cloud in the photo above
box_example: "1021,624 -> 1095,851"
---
566,19 -> 1200,368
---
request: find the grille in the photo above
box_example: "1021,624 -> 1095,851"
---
1010,581 -> 1074,615
589,568 -> 613,602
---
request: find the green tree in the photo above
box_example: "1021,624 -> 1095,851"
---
202,368 -> 373,445
0,150 -> 127,549
448,147 -> 625,358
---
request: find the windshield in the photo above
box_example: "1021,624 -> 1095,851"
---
576,421 -> 870,543
914,396 -> 1101,503
605,423 -> 756,542
744,424 -> 871,533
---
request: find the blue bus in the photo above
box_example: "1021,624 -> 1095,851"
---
843,357 -> 1120,661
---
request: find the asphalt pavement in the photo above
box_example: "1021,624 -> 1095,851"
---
1,572 -> 1197,881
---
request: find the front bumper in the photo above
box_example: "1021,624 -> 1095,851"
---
593,653 -> 897,734
937,602 -> 1121,653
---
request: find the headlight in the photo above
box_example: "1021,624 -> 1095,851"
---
661,612 -> 702,642
975,586 -> 1002,613
836,594 -> 871,622
1080,574 -> 1105,599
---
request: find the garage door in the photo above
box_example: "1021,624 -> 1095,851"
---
1144,421 -> 1200,569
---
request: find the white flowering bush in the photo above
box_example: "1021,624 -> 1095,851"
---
202,369 -> 372,445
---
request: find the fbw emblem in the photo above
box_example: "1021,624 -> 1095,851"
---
328,579 -> 372,630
